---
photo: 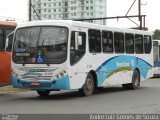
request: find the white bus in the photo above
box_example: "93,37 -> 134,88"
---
153,40 -> 160,77
11,20 -> 153,97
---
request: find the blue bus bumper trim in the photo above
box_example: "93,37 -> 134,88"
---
12,75 -> 70,90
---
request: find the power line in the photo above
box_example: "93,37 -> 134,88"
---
0,16 -> 26,21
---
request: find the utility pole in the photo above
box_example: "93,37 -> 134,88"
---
138,0 -> 142,30
29,0 -> 32,21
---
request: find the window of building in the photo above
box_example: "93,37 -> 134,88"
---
81,12 -> 84,17
90,7 -> 93,10
65,2 -> 68,6
135,34 -> 143,54
48,15 -> 51,19
125,33 -> 134,54
144,35 -> 152,54
38,10 -> 41,14
0,29 -> 4,50
38,4 -> 41,8
48,9 -> 51,13
88,29 -> 101,53
32,5 -> 35,8
44,14 -> 47,18
44,9 -> 46,12
114,32 -> 124,53
102,31 -> 113,53
48,3 -> 51,7
86,7 -> 89,10
81,1 -> 84,5
44,3 -> 46,6
64,8 -> 68,12
70,31 -> 86,65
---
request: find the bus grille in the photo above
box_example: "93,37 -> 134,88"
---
21,76 -> 52,80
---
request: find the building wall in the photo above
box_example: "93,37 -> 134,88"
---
31,0 -> 106,24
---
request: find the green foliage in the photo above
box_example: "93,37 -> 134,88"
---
153,29 -> 160,40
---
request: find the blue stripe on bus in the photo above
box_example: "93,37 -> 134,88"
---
95,55 -> 152,86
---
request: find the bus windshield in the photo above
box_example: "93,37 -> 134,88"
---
13,26 -> 68,64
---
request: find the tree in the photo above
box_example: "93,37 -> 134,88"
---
153,29 -> 160,40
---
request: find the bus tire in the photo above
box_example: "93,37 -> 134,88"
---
37,90 -> 50,97
79,73 -> 95,96
122,69 -> 140,90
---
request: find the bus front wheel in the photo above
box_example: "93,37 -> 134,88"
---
37,90 -> 50,97
122,69 -> 140,90
79,73 -> 95,96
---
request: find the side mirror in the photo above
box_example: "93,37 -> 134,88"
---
78,36 -> 82,46
5,37 -> 9,50
5,32 -> 14,51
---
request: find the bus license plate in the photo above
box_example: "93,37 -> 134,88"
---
30,82 -> 40,86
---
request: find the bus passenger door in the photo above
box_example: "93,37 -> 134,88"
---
153,41 -> 159,67
153,41 -> 160,75
69,27 -> 88,89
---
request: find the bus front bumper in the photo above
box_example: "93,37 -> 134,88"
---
12,75 -> 70,91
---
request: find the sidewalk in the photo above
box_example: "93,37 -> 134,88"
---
0,85 -> 28,94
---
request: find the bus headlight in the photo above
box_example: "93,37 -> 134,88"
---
12,69 -> 18,77
55,70 -> 67,79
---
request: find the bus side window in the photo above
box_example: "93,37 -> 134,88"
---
125,33 -> 134,54
88,29 -> 101,53
144,35 -> 152,54
135,34 -> 143,54
114,32 -> 124,53
70,31 -> 86,65
102,31 -> 113,53
0,28 -> 4,50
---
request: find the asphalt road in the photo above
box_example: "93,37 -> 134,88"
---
0,78 -> 160,114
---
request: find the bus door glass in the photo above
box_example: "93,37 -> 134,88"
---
159,44 -> 160,61
153,41 -> 159,66
70,30 -> 86,65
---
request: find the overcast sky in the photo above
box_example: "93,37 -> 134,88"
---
0,0 -> 159,31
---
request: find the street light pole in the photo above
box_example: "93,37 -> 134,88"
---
138,0 -> 142,30
29,0 -> 32,21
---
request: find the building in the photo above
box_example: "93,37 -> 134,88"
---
30,0 -> 106,24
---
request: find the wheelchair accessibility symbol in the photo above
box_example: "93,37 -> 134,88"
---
37,55 -> 44,63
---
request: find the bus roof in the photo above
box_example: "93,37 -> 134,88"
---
0,21 -> 17,27
16,20 -> 152,35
